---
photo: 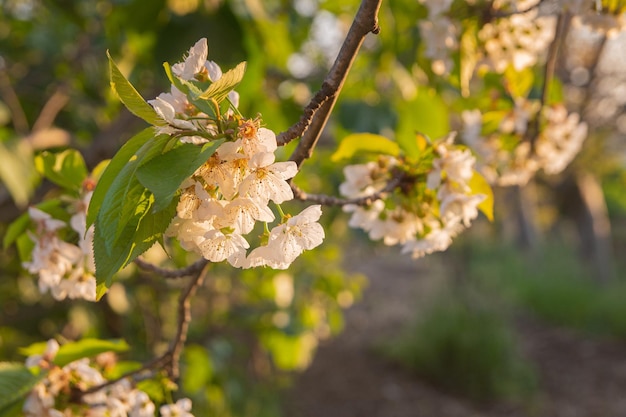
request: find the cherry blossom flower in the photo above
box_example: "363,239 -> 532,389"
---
25,339 -> 59,368
536,105 -> 588,174
171,38 -> 208,81
401,224 -> 458,259
160,398 -> 194,417
238,152 -> 298,204
210,197 -> 275,235
419,16 -> 458,75
427,138 -> 475,190
197,229 -> 250,264
245,205 -> 325,269
478,5 -> 555,73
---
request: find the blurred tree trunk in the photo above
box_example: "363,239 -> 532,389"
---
558,172 -> 614,283
499,184 -> 540,251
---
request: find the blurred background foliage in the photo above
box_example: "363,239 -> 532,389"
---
2,0 -> 626,414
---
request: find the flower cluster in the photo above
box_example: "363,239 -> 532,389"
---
23,189 -> 96,302
159,39 -> 324,269
340,136 -> 486,258
23,340 -> 193,417
536,104 -> 589,174
418,0 -> 457,75
461,101 -> 588,186
148,38 -> 239,145
478,0 -> 556,73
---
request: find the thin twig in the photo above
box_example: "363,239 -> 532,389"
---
276,82 -> 333,146
529,11 -> 570,149
166,263 -> 207,378
79,263 -> 209,398
288,0 -> 382,168
32,86 -> 70,132
491,0 -> 546,18
134,257 -> 208,279
291,174 -> 403,206
0,68 -> 29,135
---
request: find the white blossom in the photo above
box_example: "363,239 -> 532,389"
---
427,137 -> 475,190
536,105 -> 588,174
419,16 -> 458,75
160,398 -> 195,417
197,229 -> 250,264
171,38 -> 208,81
238,152 -> 298,204
245,205 -> 324,269
479,8 -> 556,73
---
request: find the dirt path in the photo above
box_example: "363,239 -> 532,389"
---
282,246 -> 626,417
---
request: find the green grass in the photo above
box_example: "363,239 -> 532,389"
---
382,239 -> 626,405
468,242 -> 626,339
384,292 -> 537,404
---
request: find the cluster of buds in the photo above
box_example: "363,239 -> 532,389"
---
461,100 -> 588,186
339,136 -> 486,258
23,340 -> 194,417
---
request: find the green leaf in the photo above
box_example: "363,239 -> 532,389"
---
198,61 -> 247,103
547,77 -> 564,105
0,398 -> 23,417
16,233 -> 35,263
94,190 -> 150,286
34,149 -> 87,192
95,283 -> 108,301
136,139 -> 224,211
481,110 -> 509,135
396,88 -> 449,159
3,199 -> 62,249
260,331 -> 316,371
104,360 -> 142,380
94,190 -> 177,290
182,344 -> 213,394
331,133 -> 400,162
128,195 -> 178,262
90,160 -> 110,183
0,362 -> 42,413
107,51 -> 164,126
19,339 -> 129,368
0,137 -> 38,208
87,128 -> 157,228
469,171 -> 494,222
54,339 -> 129,367
93,133 -> 177,286
504,66 -> 534,99
96,135 -> 169,250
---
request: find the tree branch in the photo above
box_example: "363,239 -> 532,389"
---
491,0 -> 546,18
31,85 -> 70,132
0,67 -> 29,136
276,82 -> 333,146
288,0 -> 382,167
291,173 -> 403,206
134,257 -> 208,279
80,263 -> 209,397
529,11 -> 570,149
165,263 -> 207,378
